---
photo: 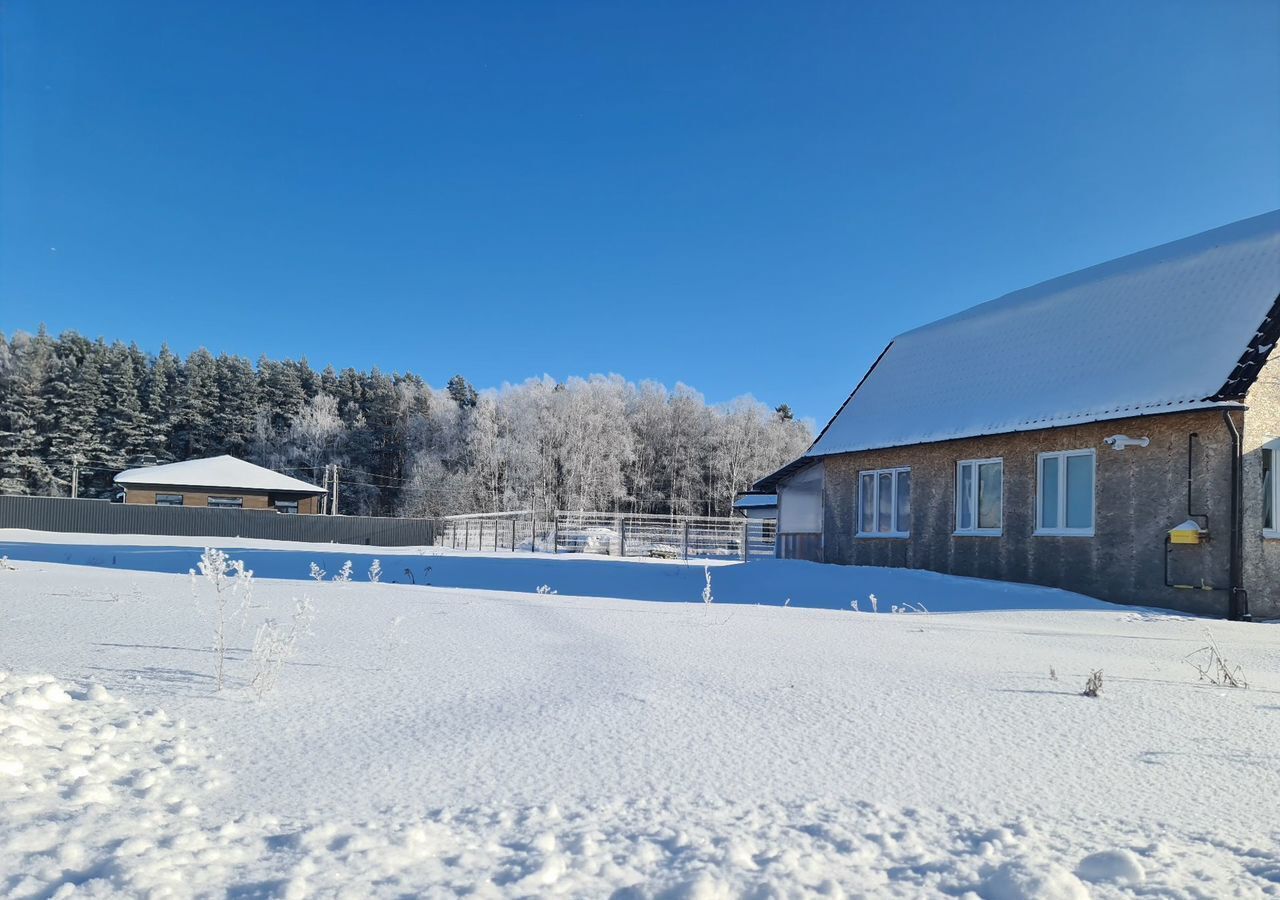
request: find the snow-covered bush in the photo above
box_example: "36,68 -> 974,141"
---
249,597 -> 315,699
0,556 -> 14,571
309,562 -> 326,582
535,584 -> 557,595
194,548 -> 255,691
868,593 -> 879,613
368,559 -> 382,583
333,560 -> 353,583
849,598 -> 858,612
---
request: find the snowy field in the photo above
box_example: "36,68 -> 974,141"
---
1,536 -> 1279,897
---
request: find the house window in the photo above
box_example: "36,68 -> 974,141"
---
858,467 -> 911,537
956,458 -> 1003,535
154,494 -> 184,507
1037,449 -> 1095,536
1264,443 -> 1277,537
207,496 -> 243,509
275,500 -> 299,515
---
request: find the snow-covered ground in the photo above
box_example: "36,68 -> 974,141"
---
0,529 -> 1113,613
1,537 -> 1278,897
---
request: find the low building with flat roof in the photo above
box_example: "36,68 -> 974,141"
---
114,455 -> 327,514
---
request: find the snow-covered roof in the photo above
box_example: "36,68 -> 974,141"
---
733,494 -> 777,509
114,455 -> 324,494
807,210 -> 1280,458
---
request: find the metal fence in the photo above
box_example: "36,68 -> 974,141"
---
0,495 -> 437,547
437,510 -> 540,552
552,511 -> 776,560
0,494 -> 776,559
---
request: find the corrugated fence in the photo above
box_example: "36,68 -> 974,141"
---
0,495 -> 436,547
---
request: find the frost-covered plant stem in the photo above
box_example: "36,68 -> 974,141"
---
196,548 -> 254,691
368,559 -> 382,583
250,597 -> 315,698
702,566 -> 714,606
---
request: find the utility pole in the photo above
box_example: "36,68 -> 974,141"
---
321,464 -> 331,515
332,464 -> 339,516
70,454 -> 81,499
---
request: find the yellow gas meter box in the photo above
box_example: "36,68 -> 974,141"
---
1169,520 -> 1205,545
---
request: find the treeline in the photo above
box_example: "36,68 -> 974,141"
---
0,328 -> 812,517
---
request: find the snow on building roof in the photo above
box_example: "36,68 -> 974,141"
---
114,455 -> 325,494
806,210 -> 1280,458
733,494 -> 778,508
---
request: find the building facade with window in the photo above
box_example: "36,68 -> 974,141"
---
115,455 -> 327,515
759,211 -> 1280,618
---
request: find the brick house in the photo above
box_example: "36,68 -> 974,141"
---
758,211 -> 1280,619
115,455 -> 327,514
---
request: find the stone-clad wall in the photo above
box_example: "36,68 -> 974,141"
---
818,410 -> 1241,615
1243,351 -> 1280,618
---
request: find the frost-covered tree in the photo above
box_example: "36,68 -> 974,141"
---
0,330 -> 813,515
447,374 -> 478,409
171,348 -> 220,459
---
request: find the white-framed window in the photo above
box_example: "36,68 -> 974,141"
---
858,467 -> 911,537
1036,449 -> 1095,536
207,496 -> 243,509
1264,441 -> 1278,538
956,458 -> 1003,535
154,493 -> 184,507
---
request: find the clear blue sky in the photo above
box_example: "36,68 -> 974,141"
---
3,1 -> 1277,423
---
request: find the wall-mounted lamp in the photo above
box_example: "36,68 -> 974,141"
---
1104,434 -> 1150,451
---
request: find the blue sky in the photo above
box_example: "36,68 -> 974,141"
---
3,1 -> 1277,423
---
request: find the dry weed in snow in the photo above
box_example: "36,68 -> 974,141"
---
1185,629 -> 1249,689
308,562 -> 326,582
249,598 -> 315,699
368,559 -> 382,583
1082,670 -> 1103,698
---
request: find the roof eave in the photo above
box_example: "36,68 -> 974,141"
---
800,399 -> 1247,460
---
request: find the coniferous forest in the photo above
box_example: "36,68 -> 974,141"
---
0,328 -> 812,518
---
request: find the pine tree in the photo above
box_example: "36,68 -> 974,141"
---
211,354 -> 259,457
0,330 -> 55,493
171,348 -> 219,458
258,356 -> 307,432
447,374 -> 478,409
32,335 -> 113,494
101,341 -> 148,466
143,344 -> 180,457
